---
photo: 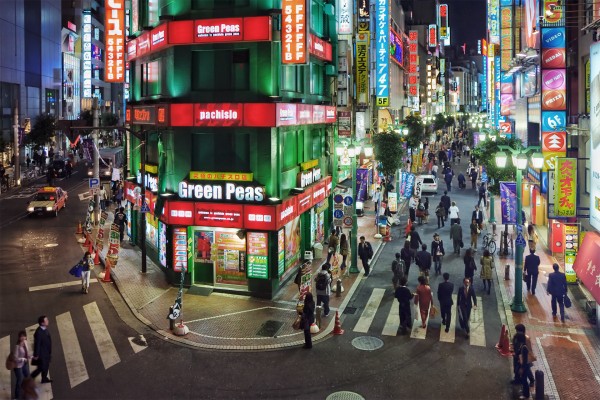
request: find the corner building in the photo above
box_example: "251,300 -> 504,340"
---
125,0 -> 337,298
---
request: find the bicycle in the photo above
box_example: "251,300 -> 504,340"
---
482,232 -> 497,255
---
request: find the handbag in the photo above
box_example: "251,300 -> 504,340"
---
564,294 -> 572,308
292,315 -> 302,330
429,305 -> 438,318
5,353 -> 17,370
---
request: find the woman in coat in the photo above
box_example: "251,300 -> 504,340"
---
339,233 -> 349,276
12,330 -> 31,400
527,224 -> 538,252
480,249 -> 494,294
400,240 -> 413,278
302,292 -> 316,349
463,248 -> 477,284
414,275 -> 433,329
81,251 -> 93,294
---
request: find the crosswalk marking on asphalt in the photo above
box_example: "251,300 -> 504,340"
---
382,299 -> 400,336
353,288 -> 385,333
439,295 -> 458,343
470,296 -> 486,347
128,336 -> 148,354
56,312 -> 88,388
0,335 -> 11,400
83,302 -> 120,369
29,279 -> 99,292
410,304 -> 429,339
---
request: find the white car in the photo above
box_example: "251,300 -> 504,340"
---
416,174 -> 438,195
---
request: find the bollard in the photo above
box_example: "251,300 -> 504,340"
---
316,306 -> 322,329
505,264 -> 510,280
534,370 -> 545,400
492,222 -> 497,236
168,307 -> 175,331
335,279 -> 343,297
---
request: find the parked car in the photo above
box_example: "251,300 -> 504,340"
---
416,174 -> 438,195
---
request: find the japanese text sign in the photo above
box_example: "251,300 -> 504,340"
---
282,0 -> 307,64
500,181 -> 517,224
105,0 -> 125,82
554,158 -> 576,217
376,0 -> 390,107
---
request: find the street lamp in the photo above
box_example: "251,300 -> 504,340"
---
494,144 -> 542,313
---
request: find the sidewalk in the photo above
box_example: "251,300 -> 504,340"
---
86,198 -> 405,351
490,196 -> 600,399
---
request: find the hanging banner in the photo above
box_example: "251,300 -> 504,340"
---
554,157 -> 576,217
572,231 -> 600,302
282,0 -> 308,65
375,0 -> 390,107
104,0 -> 125,82
356,168 -> 369,202
500,181 -> 517,224
337,0 -> 352,35
564,224 -> 579,283
356,32 -> 370,108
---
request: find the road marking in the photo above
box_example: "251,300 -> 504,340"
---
83,302 -> 120,369
29,279 -> 98,292
78,192 -> 93,201
470,296 -> 486,347
382,299 -> 400,336
0,335 -> 11,399
353,288 -> 385,333
56,312 -> 88,388
440,295 -> 458,343
128,335 -> 148,353
410,303 -> 429,339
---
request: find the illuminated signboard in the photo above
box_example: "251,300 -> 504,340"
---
308,34 -> 333,62
132,106 -> 156,125
358,0 -> 370,21
189,171 -> 253,182
488,0 -> 500,44
282,0 -> 307,64
172,228 -> 188,272
178,181 -> 265,203
337,0 -> 352,35
408,30 -> 419,98
194,103 -> 243,127
195,18 -> 243,43
589,43 -> 600,231
541,0 -> 565,26
376,0 -> 390,107
105,0 -> 125,82
247,232 -> 269,279
164,201 -> 195,225
194,203 -> 244,228
390,30 -> 403,68
82,12 -> 92,98
439,4 -> 449,39
356,33 -> 370,108
428,24 -> 437,48
500,4 -> 513,71
244,205 -> 277,230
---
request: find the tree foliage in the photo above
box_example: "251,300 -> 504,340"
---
402,114 -> 426,150
372,131 -> 405,178
433,113 -> 446,131
445,115 -> 455,128
101,112 -> 120,127
471,135 -> 523,194
79,110 -> 93,126
23,114 -> 55,148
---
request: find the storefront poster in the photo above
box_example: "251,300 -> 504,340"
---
589,42 -> 600,231
173,228 -> 188,272
277,229 -> 285,277
146,213 -> 159,249
388,192 -> 398,213
572,231 -> 600,303
356,168 -> 369,202
284,217 -> 301,275
310,207 -> 325,246
247,232 -> 268,279
564,224 -> 578,282
159,222 -> 167,267
194,230 -> 214,261
500,181 -> 517,224
214,230 -> 247,286
554,158 -> 576,217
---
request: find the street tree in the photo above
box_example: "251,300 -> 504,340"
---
402,114 -> 426,150
445,115 -> 455,128
471,134 -> 522,194
22,114 -> 55,149
372,130 -> 404,197
433,113 -> 446,131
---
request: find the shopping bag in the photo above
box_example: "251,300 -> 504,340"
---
429,305 -> 438,318
69,263 -> 82,278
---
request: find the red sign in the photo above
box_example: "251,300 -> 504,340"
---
312,105 -> 326,124
244,205 -> 277,230
324,175 -> 332,197
156,105 -> 168,126
499,122 -> 512,134
127,40 -> 137,59
194,103 -> 243,127
195,18 -> 243,43
297,187 -> 313,214
132,106 -> 156,125
297,104 -> 312,125
276,104 -> 297,126
195,203 -> 244,228
105,0 -> 125,82
170,104 -> 194,127
125,108 -> 131,123
309,34 -> 332,62
428,25 -> 437,48
282,0 -> 307,64
325,106 -> 336,123
172,228 -> 188,272
163,201 -> 194,225
150,24 -> 169,51
572,232 -> 600,303
312,180 -> 327,204
542,131 -> 567,152
137,31 -> 151,57
124,181 -> 138,204
276,196 -> 297,227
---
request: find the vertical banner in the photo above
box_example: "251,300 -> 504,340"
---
408,30 -> 419,101
500,181 -> 517,224
105,0 -> 125,82
282,0 -> 308,64
591,42 -> 600,231
563,224 -> 578,283
554,158 -> 577,217
356,168 -> 369,202
375,0 -> 390,107
356,32 -> 370,108
438,4 -> 449,39
488,0 -> 500,44
82,12 -> 93,97
427,24 -> 437,48
500,1 -> 513,71
337,0 -> 352,35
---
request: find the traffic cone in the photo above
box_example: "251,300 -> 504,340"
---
93,249 -> 101,265
332,311 -> 344,335
87,239 -> 93,256
83,233 -> 91,248
102,258 -> 112,283
76,220 -> 83,235
495,324 -> 512,357
405,218 -> 413,237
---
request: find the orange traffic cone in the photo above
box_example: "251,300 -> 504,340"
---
495,324 -> 512,357
332,311 -> 344,335
87,239 -> 93,256
93,249 -> 101,265
102,259 -> 112,283
76,220 -> 83,235
83,233 -> 91,248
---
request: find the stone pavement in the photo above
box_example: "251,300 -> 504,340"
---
84,198 -> 406,351
488,197 -> 600,400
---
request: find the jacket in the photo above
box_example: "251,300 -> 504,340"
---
302,302 -> 315,326
400,247 -> 412,266
408,231 -> 422,249
457,285 -> 477,309
12,341 -> 30,369
394,286 -> 414,307
327,234 -> 339,251
358,241 -> 373,260
33,326 -> 52,362
81,255 -> 93,272
340,241 -> 349,256
472,210 -> 483,224
415,250 -> 432,270
314,270 -> 332,296
431,240 -> 445,261
524,254 -> 540,276
450,223 -> 463,240
547,271 -> 567,296
437,281 -> 455,306
480,256 -> 494,280
464,255 -> 477,278
441,195 -> 451,211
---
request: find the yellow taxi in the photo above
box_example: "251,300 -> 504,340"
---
27,187 -> 68,217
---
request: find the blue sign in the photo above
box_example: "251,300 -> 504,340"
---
333,209 -> 344,219
542,27 -> 566,49
404,173 -> 415,198
500,181 -> 517,225
515,233 -> 527,247
343,195 -> 354,206
541,171 -> 548,194
140,201 -> 150,213
333,194 -> 344,204
481,56 -> 488,111
494,56 -> 501,128
541,111 -> 566,132
375,0 -> 389,104
89,178 -> 100,188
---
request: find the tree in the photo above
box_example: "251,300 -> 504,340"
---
402,114 -> 426,150
22,114 -> 55,148
372,131 -> 404,178
471,135 -> 522,194
433,113 -> 446,131
79,110 -> 93,126
445,115 -> 455,128
101,112 -> 120,127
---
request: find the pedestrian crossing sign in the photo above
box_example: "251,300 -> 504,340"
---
140,201 -> 150,213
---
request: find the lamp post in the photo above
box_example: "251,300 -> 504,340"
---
495,145 -> 544,313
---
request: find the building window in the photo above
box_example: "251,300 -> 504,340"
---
311,0 -> 324,37
192,0 -> 249,9
191,133 -> 250,171
192,50 -> 249,91
140,60 -> 162,97
310,64 -> 324,95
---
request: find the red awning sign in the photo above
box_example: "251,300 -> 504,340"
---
572,231 -> 600,303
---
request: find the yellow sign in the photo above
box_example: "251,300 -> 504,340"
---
376,97 -> 389,107
300,159 -> 319,171
554,158 -> 576,217
189,171 -> 253,182
141,164 -> 158,174
542,151 -> 564,171
356,33 -> 370,108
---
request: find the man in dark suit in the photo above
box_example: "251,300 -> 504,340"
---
31,315 -> 52,383
547,263 -> 568,322
437,272 -> 455,332
457,277 -> 477,338
471,205 -> 483,230
440,191 -> 451,221
524,249 -> 541,295
415,244 -> 432,282
394,276 -> 414,334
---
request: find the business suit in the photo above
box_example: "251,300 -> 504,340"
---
395,285 -> 414,333
31,326 -> 52,382
547,270 -> 568,321
457,284 -> 477,336
437,281 -> 455,332
524,253 -> 540,294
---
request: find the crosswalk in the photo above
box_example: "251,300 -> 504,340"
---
351,289 -> 487,346
0,301 -> 147,400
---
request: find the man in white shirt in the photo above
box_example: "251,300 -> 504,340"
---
448,201 -> 460,225
408,195 -> 419,223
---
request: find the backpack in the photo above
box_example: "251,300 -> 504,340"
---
435,206 -> 444,217
392,260 -> 405,277
315,273 -> 328,291
366,242 -> 374,259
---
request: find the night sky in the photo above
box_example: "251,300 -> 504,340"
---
446,0 -> 487,50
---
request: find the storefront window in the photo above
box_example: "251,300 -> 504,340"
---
282,217 -> 301,280
310,205 -> 325,246
146,213 -> 159,248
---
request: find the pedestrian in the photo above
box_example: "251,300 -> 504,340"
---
373,187 -> 381,221
12,330 -> 32,399
441,191 -> 451,221
339,233 -> 349,276
115,207 -> 127,242
457,277 -> 477,339
470,167 -> 478,189
46,168 -> 55,186
400,240 -> 413,278
415,244 -> 432,281
326,229 -> 339,263
395,276 -> 413,334
431,233 -> 445,275
294,267 -> 302,292
423,197 -> 430,224
99,186 -> 107,210
408,195 -> 418,223
26,154 -> 31,168
435,201 -> 445,228
358,236 -> 374,276
527,224 -> 538,252
314,263 -> 332,317
407,225 -> 422,261
65,160 -> 72,178
547,263 -> 567,322
470,219 -> 479,250
511,324 -> 536,389
444,168 -> 454,192
450,219 -> 463,255
80,251 -> 93,294
30,316 -> 52,383
478,183 -> 487,207
414,276 -> 433,329
448,201 -> 460,225
437,273 -> 454,333
514,330 -> 532,399
480,249 -> 494,295
301,292 -> 315,349
114,182 -> 124,207
431,163 -> 438,178
524,249 -> 540,295
457,172 -> 466,189
463,248 -> 477,283
472,205 -> 483,231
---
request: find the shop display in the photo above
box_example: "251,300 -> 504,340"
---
247,232 -> 268,279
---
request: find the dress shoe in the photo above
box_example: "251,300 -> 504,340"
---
302,344 -> 312,349
41,379 -> 53,383
445,327 -> 449,333
441,319 -> 446,325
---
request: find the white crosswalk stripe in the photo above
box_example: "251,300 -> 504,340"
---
353,288 -> 385,333
439,295 -> 458,343
0,335 -> 11,400
83,302 -> 120,369
470,296 -> 486,347
381,299 -> 400,336
56,312 -> 88,388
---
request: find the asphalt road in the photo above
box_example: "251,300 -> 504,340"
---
0,168 -> 513,400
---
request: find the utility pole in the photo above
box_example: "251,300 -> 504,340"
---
92,98 -> 100,223
13,99 -> 20,186
140,130 -> 147,274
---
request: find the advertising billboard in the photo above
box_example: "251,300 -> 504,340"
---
438,4 -> 449,39
589,42 -> 600,231
356,33 -> 370,108
82,12 -> 92,98
390,30 -> 403,68
282,0 -> 307,64
500,4 -> 513,71
488,0 -> 500,44
105,0 -> 125,82
408,30 -> 419,98
376,0 -> 390,107
337,0 -> 352,34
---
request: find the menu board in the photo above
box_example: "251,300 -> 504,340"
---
173,228 -> 188,272
214,230 -> 247,286
247,232 -> 269,279
277,229 -> 285,277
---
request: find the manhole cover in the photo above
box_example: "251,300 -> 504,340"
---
351,336 -> 384,351
44,243 -> 59,248
343,307 -> 357,315
326,391 -> 365,400
256,320 -> 284,337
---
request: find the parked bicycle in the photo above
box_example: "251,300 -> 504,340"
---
482,232 -> 497,255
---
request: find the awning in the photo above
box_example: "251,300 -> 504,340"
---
572,231 -> 600,303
